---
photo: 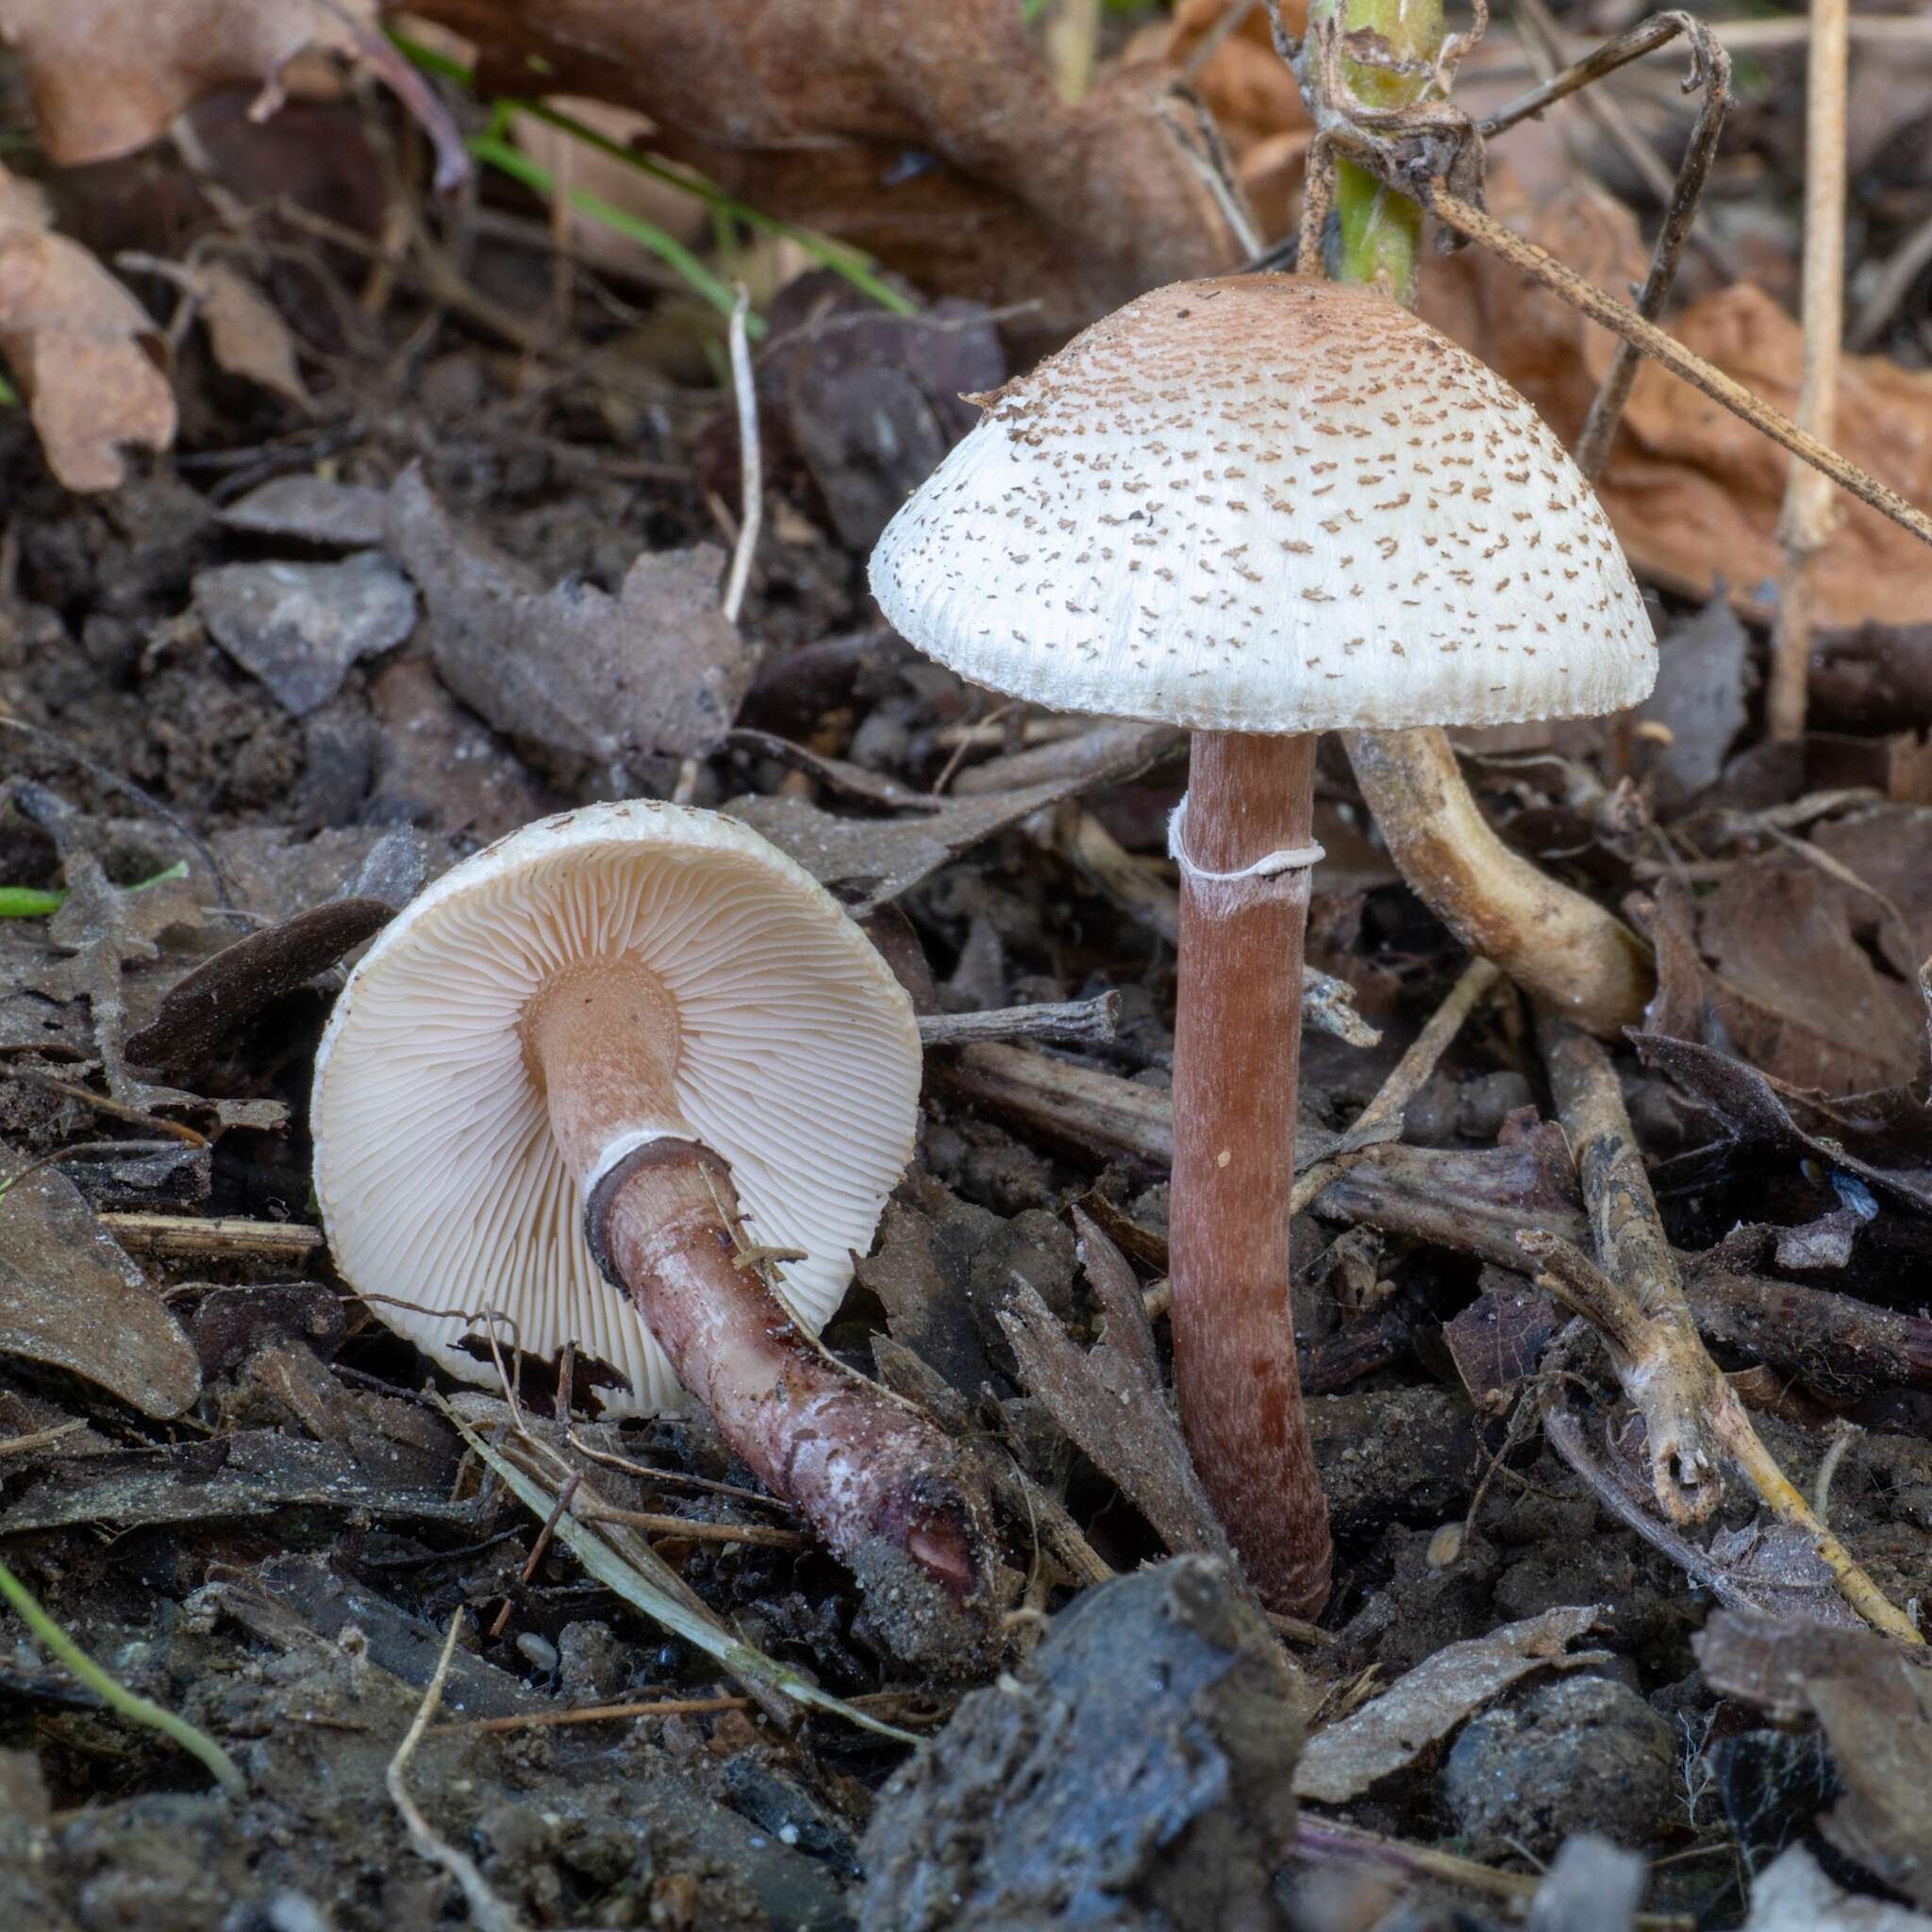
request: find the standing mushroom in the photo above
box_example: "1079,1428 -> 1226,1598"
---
871,274 -> 1656,1616
311,800 -> 992,1665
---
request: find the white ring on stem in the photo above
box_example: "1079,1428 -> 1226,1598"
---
1168,793 -> 1325,886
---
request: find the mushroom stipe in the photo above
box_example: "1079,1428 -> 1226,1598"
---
872,275 -> 1657,1619
311,801 -> 996,1669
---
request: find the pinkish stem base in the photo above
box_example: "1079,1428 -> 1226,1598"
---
593,1141 -> 995,1669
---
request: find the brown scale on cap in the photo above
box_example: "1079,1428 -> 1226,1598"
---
873,275 -> 1654,737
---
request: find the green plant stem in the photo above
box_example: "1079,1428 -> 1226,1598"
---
0,1558 -> 247,1794
0,887 -> 64,918
0,860 -> 187,921
468,133 -> 748,328
391,31 -> 915,319
1310,0 -> 1446,305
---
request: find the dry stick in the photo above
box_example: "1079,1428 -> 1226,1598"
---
386,1609 -> 525,1932
1561,17 -> 1731,483
487,1472 -> 581,1639
100,1214 -> 325,1259
1533,1013 -> 1922,1645
1290,956 -> 1500,1214
917,992 -> 1121,1050
1767,0 -> 1850,742
1848,204 -> 1932,351
572,1501 -> 808,1547
1426,185 -> 1932,553
1294,1813 -> 1696,1932
1504,0 -> 1737,288
435,1695 -> 749,1735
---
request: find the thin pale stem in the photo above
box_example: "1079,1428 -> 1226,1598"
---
1170,729 -> 1332,1618
1345,728 -> 1654,1035
1768,0 -> 1849,741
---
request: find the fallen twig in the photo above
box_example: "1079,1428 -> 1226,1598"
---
436,1394 -> 921,1740
1291,957 -> 1500,1214
99,1213 -> 325,1259
1293,1811 -> 1696,1930
1531,1014 -> 1922,1645
1426,184 -> 1932,553
918,992 -> 1120,1050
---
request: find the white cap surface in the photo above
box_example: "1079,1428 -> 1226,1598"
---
311,801 -> 921,1418
872,275 -> 1656,733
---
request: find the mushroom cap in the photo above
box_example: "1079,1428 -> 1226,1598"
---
871,275 -> 1656,734
310,801 -> 921,1418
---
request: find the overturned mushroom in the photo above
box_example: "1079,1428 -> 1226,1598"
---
311,800 -> 992,1665
873,275 -> 1656,1615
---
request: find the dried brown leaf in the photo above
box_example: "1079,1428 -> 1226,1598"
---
1637,879 -> 1924,1097
1422,167 -> 1932,636
731,716 -> 1174,916
0,168 -> 175,491
0,0 -> 374,166
1293,1606 -> 1609,1804
1696,1611 -> 1932,1907
125,897 -> 394,1069
998,1275 -> 1231,1566
194,260 -> 311,408
1441,1274 -> 1561,1410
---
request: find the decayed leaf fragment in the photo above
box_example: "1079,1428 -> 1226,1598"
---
0,0 -> 375,167
1293,1606 -> 1609,1804
0,1148 -> 201,1419
0,169 -> 175,491
1697,1611 -> 1932,1907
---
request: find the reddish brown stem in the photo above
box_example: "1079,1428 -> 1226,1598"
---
594,1141 -> 995,1670
1170,729 -> 1333,1618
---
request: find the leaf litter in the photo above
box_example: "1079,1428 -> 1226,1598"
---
0,6 -> 1931,1928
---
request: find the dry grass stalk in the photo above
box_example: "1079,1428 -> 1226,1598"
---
1767,0 -> 1850,741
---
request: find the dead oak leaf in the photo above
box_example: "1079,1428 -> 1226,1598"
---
195,260 -> 311,409
0,168 -> 175,491
0,0 -> 375,167
1294,1607 -> 1609,1804
0,1144 -> 201,1419
1422,168 -> 1932,637
1637,874 -> 1923,1098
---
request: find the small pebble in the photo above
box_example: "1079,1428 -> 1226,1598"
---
1441,1674 -> 1677,1861
517,1632 -> 560,1674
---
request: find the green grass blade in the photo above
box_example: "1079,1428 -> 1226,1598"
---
391,30 -> 915,318
438,1397 -> 918,1744
0,1558 -> 247,1794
